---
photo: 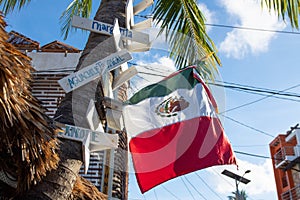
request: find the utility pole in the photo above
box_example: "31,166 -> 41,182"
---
222,169 -> 251,200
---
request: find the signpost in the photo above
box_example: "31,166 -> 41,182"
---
64,5 -> 154,197
58,125 -> 119,151
58,49 -> 132,93
58,124 -> 119,174
125,0 -> 152,52
86,99 -> 105,132
72,15 -> 149,45
112,66 -> 138,90
132,18 -> 152,30
133,0 -> 154,15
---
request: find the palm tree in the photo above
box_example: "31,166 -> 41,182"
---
228,190 -> 248,200
0,13 -> 107,200
0,0 -> 299,199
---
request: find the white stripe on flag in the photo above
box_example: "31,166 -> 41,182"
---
123,83 -> 217,137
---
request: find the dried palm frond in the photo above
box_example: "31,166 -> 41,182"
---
69,176 -> 108,200
0,13 -> 59,197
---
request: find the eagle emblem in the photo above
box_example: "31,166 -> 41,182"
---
155,96 -> 190,117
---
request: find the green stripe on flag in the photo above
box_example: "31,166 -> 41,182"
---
128,67 -> 199,104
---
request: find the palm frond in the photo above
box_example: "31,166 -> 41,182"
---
0,0 -> 31,15
0,14 -> 59,195
262,0 -> 300,29
153,0 -> 221,81
60,0 -> 92,40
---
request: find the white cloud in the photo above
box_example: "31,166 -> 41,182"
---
197,3 -> 216,32
206,158 -> 276,196
128,56 -> 176,97
219,0 -> 286,59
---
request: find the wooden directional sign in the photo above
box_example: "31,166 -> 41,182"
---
112,66 -> 138,90
58,124 -> 119,151
126,0 -> 134,29
72,15 -> 149,45
133,0 -> 154,15
132,18 -> 152,30
58,124 -> 119,174
127,42 -> 151,52
106,108 -> 123,131
126,0 -> 152,30
58,49 -> 132,93
82,132 -> 90,174
86,99 -> 104,132
112,18 -> 123,51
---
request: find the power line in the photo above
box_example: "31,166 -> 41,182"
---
184,176 -> 208,200
220,114 -> 274,138
153,189 -> 158,200
210,82 -> 300,98
136,14 -> 300,35
161,185 -> 181,200
205,23 -> 300,35
180,177 -> 196,200
220,83 -> 300,114
228,88 -> 300,103
234,150 -> 271,159
211,168 -> 234,187
130,62 -> 300,103
195,172 -> 224,200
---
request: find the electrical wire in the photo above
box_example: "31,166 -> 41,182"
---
211,168 -> 234,187
205,23 -> 300,35
180,177 -> 196,200
210,82 -> 300,98
153,189 -> 158,200
184,176 -> 208,200
234,150 -> 271,159
136,14 -> 300,35
195,172 -> 224,200
228,89 -> 300,103
130,61 -> 300,103
220,114 -> 274,138
161,185 -> 181,200
220,83 -> 300,114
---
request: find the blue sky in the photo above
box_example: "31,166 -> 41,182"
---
4,0 -> 300,199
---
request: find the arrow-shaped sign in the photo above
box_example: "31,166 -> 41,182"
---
58,49 -> 132,93
58,124 -> 119,151
72,15 -> 149,45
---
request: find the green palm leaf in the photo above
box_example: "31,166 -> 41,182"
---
153,0 -> 221,80
262,0 -> 300,29
59,0 -> 92,40
0,0 -> 31,15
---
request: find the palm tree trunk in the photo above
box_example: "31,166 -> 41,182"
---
21,139 -> 83,200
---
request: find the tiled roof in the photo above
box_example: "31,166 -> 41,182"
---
8,31 -> 40,51
40,40 -> 81,53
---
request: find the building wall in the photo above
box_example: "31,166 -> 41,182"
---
270,135 -> 287,200
31,73 -> 67,117
292,165 -> 300,186
270,131 -> 300,200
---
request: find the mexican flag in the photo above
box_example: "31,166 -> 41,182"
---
123,66 -> 236,193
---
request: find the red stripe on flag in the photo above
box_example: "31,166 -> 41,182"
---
129,116 -> 236,193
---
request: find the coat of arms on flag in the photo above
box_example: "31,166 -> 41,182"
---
155,96 -> 190,117
123,66 -> 237,193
